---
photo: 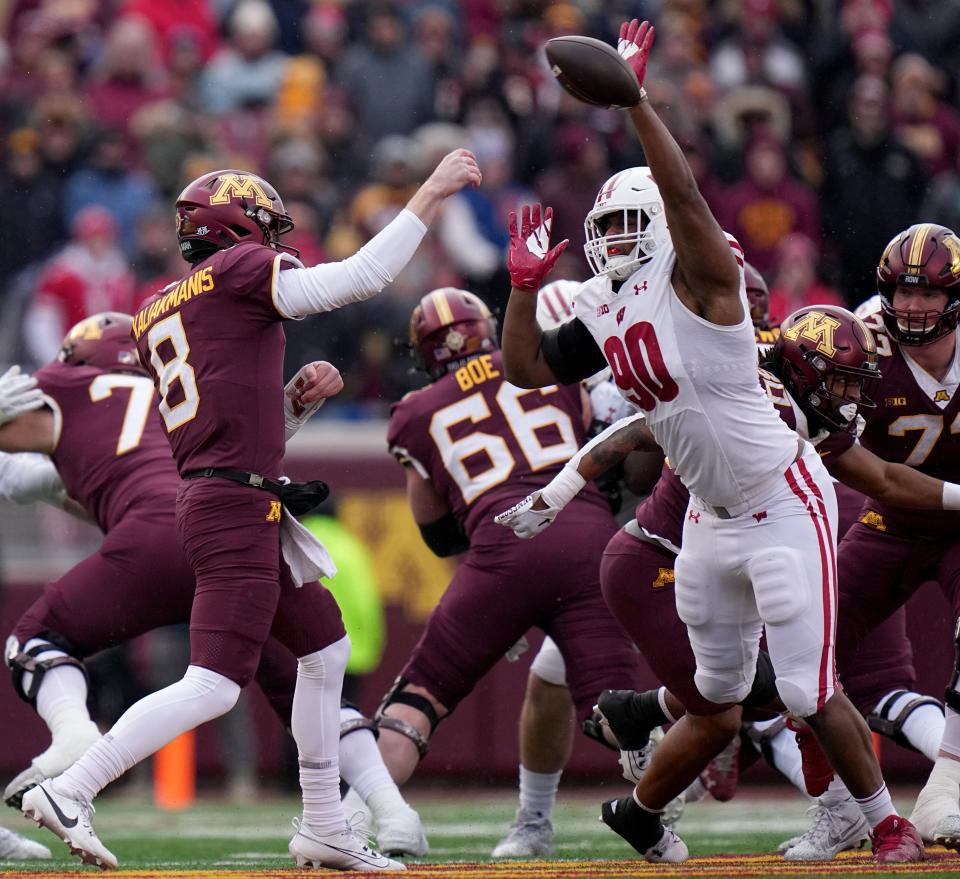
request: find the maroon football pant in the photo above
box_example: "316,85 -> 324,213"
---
12,506 -> 304,725
601,528 -> 731,716
177,479 -> 345,687
401,512 -> 640,723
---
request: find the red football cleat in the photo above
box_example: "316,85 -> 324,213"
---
700,735 -> 740,802
871,815 -> 924,863
786,718 -> 834,797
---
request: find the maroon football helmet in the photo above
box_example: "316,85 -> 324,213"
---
409,288 -> 498,380
876,222 -> 960,345
744,262 -> 770,329
175,169 -> 295,264
58,312 -> 145,375
772,305 -> 880,431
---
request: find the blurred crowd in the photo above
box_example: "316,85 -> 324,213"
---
0,0 -> 959,415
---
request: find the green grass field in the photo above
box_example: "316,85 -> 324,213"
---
2,787 -> 959,877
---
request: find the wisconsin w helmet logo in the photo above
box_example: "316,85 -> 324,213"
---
782,312 -> 841,357
208,174 -> 273,208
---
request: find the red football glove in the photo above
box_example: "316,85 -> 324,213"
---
507,204 -> 569,292
617,19 -> 655,91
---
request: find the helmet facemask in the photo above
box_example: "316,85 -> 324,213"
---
584,203 -> 665,281
804,362 -> 881,431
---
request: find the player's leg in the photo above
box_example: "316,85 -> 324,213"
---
759,456 -> 921,863
4,519 -> 196,807
22,485 -> 286,868
493,638 -> 574,858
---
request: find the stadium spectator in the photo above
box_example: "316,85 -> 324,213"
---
767,233 -> 845,325
22,207 -> 134,365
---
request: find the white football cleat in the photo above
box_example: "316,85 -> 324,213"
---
0,826 -> 51,860
4,722 -> 101,809
289,818 -> 406,871
645,826 -> 689,864
933,814 -> 960,850
21,781 -> 117,869
619,726 -> 664,784
910,772 -> 960,844
491,808 -> 554,858
375,804 -> 429,858
783,799 -> 868,861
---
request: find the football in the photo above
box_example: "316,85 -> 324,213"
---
545,35 -> 641,109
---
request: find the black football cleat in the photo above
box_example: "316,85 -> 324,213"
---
596,689 -> 656,750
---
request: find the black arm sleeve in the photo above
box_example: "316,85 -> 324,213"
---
541,318 -> 608,386
418,512 -> 470,557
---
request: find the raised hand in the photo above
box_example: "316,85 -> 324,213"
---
493,490 -> 561,539
507,203 -> 569,292
425,148 -> 483,197
0,365 -> 44,427
617,19 -> 655,90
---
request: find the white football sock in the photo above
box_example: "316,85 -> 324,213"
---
294,635 -> 350,835
819,773 -> 853,807
855,783 -> 897,829
518,765 -> 562,819
56,665 -> 240,802
874,690 -> 944,761
339,707 -> 407,814
940,706 -> 960,760
758,721 -> 807,796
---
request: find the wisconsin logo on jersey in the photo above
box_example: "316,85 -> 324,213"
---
208,174 -> 274,209
266,500 -> 282,522
782,311 -> 841,358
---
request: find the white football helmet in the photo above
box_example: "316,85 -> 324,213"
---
584,167 -> 669,281
536,279 -> 581,331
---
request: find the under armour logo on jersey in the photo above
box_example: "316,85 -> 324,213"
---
687,510 -> 700,524
753,511 -> 767,523
616,306 -> 626,325
633,281 -> 648,294
266,500 -> 282,522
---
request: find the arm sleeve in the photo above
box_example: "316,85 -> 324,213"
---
274,209 -> 428,318
541,318 -> 608,386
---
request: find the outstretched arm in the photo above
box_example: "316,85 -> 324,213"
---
275,149 -> 482,318
495,413 -> 657,538
827,442 -> 960,510
500,204 -> 569,387
618,20 -> 741,323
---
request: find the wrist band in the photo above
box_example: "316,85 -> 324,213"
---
943,482 -> 960,510
540,464 -> 587,510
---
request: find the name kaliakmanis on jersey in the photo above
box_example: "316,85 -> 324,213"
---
132,266 -> 216,339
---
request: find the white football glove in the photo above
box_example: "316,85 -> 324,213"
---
494,490 -> 562,539
0,365 -> 44,426
0,451 -> 66,507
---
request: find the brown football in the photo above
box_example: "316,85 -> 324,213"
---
545,35 -> 641,109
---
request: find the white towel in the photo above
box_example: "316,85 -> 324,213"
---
280,509 -> 338,587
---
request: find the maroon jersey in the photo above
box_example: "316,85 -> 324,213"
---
857,312 -> 960,537
34,361 -> 177,532
131,243 -> 288,477
634,368 -> 854,551
387,351 -> 609,540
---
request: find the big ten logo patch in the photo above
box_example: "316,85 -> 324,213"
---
266,500 -> 282,522
454,354 -> 500,392
340,491 -> 455,621
652,568 -> 674,589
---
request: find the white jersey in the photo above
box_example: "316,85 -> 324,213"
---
574,235 -> 799,510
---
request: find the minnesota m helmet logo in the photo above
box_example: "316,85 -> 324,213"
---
782,311 -> 841,357
208,174 -> 274,209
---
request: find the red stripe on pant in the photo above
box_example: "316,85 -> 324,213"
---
784,463 -> 835,711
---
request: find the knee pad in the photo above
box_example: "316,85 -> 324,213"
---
869,689 -> 944,752
694,669 -> 750,707
530,637 -> 567,687
4,634 -> 88,705
775,677 -> 818,719
374,676 -> 441,759
747,549 -> 810,625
